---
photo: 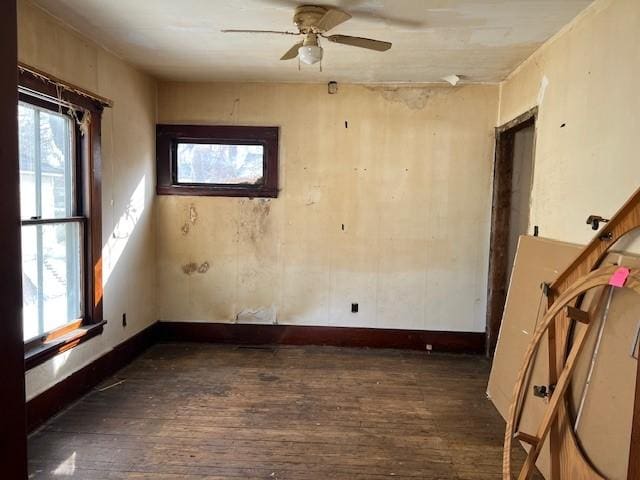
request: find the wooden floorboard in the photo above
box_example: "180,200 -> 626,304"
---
28,343 -> 540,479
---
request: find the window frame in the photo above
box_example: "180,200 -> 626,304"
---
19,66 -> 108,370
156,124 -> 279,198
19,99 -> 84,341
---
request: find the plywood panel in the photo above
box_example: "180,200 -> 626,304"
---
488,235 -> 581,416
488,235 -> 640,479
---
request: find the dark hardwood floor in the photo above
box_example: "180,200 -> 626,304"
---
28,343 -> 537,479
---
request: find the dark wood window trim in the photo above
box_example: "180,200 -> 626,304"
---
18,65 -> 110,370
24,320 -> 106,370
1,3 -> 28,475
156,124 -> 279,198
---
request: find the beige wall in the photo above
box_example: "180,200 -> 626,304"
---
157,82 -> 499,332
19,0 -> 157,400
499,0 -> 640,248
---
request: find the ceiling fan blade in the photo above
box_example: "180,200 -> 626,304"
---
325,34 -> 392,52
315,9 -> 352,32
281,42 -> 303,60
221,29 -> 300,36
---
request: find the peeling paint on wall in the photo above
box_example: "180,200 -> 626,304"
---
181,203 -> 198,235
366,85 -> 435,110
235,305 -> 278,325
305,185 -> 322,206
182,261 -> 210,275
536,75 -> 549,105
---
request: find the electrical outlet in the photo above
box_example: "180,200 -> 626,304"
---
351,303 -> 358,313
122,313 -> 127,327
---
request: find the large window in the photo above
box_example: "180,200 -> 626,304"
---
156,125 -> 279,197
19,66 -> 108,369
19,102 -> 82,341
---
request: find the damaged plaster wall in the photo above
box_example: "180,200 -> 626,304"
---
19,0 -> 157,400
498,0 -> 640,249
157,82 -> 499,332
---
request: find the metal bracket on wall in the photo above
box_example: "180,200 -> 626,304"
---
586,215 -> 610,231
533,384 -> 555,399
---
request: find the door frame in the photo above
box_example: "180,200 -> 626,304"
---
486,106 -> 538,356
0,1 -> 28,478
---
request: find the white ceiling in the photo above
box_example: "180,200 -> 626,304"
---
32,0 -> 593,84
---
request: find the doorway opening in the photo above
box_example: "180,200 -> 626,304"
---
486,107 -> 537,355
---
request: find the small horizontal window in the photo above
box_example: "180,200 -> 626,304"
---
157,125 -> 279,197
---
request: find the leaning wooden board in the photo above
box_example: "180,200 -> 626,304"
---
487,235 -> 640,479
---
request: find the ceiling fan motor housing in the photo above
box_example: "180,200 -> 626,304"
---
294,5 -> 329,33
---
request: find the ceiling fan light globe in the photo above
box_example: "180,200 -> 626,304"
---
298,45 -> 323,65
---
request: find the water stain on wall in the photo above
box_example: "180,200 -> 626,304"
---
182,262 -> 198,275
238,199 -> 271,245
189,204 -> 198,224
366,85 -> 435,110
181,203 -> 199,235
182,261 -> 210,275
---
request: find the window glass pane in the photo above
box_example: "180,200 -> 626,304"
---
21,225 -> 39,341
18,102 -> 74,219
177,143 -> 264,185
22,222 -> 82,341
40,110 -> 73,218
18,103 -> 37,219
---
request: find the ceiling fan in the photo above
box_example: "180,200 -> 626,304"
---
221,5 -> 392,65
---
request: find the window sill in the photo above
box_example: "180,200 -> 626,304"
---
156,184 -> 278,198
24,320 -> 106,371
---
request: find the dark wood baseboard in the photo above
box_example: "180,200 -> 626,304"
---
156,322 -> 485,354
26,323 -> 157,433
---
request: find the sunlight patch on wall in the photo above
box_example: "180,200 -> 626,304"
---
52,349 -> 72,376
103,176 -> 146,287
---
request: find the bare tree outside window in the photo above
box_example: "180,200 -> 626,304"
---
176,143 -> 264,185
